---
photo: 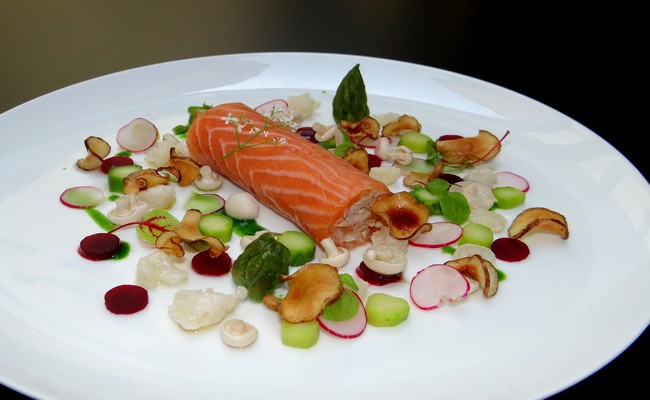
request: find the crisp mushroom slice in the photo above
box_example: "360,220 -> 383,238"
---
339,116 -> 380,143
402,162 -> 446,188
123,169 -> 171,195
381,114 -> 421,137
157,148 -> 202,186
371,191 -> 432,240
77,136 -> 111,171
508,207 -> 569,239
446,255 -> 499,298
155,209 -> 228,258
435,130 -> 502,165
262,263 -> 342,323
343,147 -> 371,174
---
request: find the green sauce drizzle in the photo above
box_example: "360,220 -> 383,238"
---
85,208 -> 116,232
232,219 -> 266,237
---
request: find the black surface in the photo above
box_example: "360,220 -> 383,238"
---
0,2 -> 646,399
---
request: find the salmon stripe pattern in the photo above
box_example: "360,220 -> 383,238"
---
186,102 -> 390,248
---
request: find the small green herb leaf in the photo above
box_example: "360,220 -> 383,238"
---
439,191 -> 470,224
321,289 -> 359,321
339,273 -> 359,291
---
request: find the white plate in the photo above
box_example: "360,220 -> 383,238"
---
0,52 -> 648,400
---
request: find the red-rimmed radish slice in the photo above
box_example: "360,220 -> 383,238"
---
254,99 -> 289,116
409,222 -> 463,248
352,135 -> 378,149
393,158 -> 436,176
60,186 -> 105,208
184,192 -> 226,214
495,171 -> 530,192
409,264 -> 470,310
317,291 -> 367,339
116,118 -> 158,152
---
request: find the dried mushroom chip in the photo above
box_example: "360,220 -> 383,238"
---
155,231 -> 185,258
339,116 -> 380,142
158,148 -> 202,186
435,130 -> 502,165
123,169 -> 171,195
77,136 -> 111,171
402,162 -> 445,188
172,209 -> 206,242
446,255 -> 498,298
372,191 -> 431,240
508,207 -> 569,239
159,209 -> 228,258
381,114 -> 421,137
263,263 -> 342,323
343,147 -> 370,174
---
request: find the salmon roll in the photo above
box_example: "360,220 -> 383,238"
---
186,102 -> 390,249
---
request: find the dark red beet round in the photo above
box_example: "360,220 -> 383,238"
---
368,153 -> 382,169
79,232 -> 121,261
101,156 -> 134,174
437,134 -> 464,141
440,173 -> 463,184
491,237 -> 530,262
355,262 -> 402,286
104,284 -> 148,314
296,127 -> 318,143
191,250 -> 232,276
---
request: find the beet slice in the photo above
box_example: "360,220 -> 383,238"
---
355,262 -> 402,286
104,284 -> 148,314
191,250 -> 232,276
439,173 -> 463,184
491,237 -> 530,262
437,134 -> 464,141
101,155 -> 134,174
368,153 -> 382,169
79,232 -> 121,261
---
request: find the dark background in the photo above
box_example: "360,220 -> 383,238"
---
1,1 -> 646,399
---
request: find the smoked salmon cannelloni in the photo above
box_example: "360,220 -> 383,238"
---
186,102 -> 391,249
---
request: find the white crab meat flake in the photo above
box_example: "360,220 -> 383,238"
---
168,286 -> 247,331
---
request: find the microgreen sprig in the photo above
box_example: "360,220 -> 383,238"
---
221,110 -> 288,159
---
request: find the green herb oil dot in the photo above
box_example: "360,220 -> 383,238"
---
112,242 -> 130,260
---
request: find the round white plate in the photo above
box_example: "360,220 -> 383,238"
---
1,52 -> 648,400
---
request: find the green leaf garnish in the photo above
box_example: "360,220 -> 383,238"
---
439,191 -> 470,224
339,273 -> 359,291
321,289 -> 359,321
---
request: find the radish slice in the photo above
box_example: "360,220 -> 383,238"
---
352,135 -> 378,149
409,264 -> 470,310
409,222 -> 463,248
495,171 -> 530,192
184,192 -> 225,214
116,118 -> 158,152
255,99 -> 289,116
60,186 -> 105,208
317,291 -> 367,339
